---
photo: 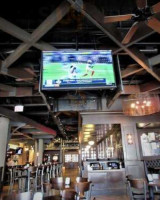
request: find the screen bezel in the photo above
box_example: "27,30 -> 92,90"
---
40,50 -> 117,91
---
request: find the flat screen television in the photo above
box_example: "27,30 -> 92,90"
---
41,50 -> 116,90
15,147 -> 23,155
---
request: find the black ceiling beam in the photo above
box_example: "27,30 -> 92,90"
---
0,17 -> 55,51
0,107 -> 56,136
1,1 -> 70,68
67,0 -> 160,82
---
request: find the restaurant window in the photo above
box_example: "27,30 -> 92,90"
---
81,147 -> 96,160
96,124 -> 123,159
137,123 -> 160,158
65,154 -> 78,162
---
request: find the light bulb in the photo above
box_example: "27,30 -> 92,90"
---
88,141 -> 95,146
146,101 -> 151,106
130,103 -> 135,108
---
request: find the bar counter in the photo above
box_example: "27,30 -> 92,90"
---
88,168 -> 126,195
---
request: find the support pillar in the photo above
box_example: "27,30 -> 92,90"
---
38,139 -> 44,165
34,140 -> 38,165
0,117 -> 10,190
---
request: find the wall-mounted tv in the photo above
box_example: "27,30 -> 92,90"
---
41,50 -> 116,90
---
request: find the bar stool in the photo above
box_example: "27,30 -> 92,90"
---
16,167 -> 29,192
58,164 -> 63,176
28,166 -> 38,191
49,164 -> 53,179
51,164 -> 56,178
8,167 -> 14,192
37,165 -> 44,190
46,165 -> 50,182
55,164 -> 59,177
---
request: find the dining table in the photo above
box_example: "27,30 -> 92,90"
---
3,192 -> 33,200
3,192 -> 62,200
148,179 -> 160,200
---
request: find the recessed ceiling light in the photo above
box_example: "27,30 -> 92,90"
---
83,132 -> 90,135
84,124 -> 95,128
84,135 -> 90,138
88,141 -> 95,146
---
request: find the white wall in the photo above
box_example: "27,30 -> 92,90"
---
0,117 -> 10,168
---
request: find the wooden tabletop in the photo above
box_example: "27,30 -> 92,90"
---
148,179 -> 160,187
3,192 -> 61,200
3,192 -> 33,200
154,167 -> 160,170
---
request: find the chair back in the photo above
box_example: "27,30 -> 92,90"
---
43,183 -> 51,193
50,177 -> 63,184
33,192 -> 43,200
50,177 -> 64,190
76,177 -> 88,183
129,179 -> 146,189
62,190 -> 77,200
128,178 -> 147,200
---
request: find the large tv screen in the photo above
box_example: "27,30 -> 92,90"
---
15,147 -> 23,155
41,50 -> 116,90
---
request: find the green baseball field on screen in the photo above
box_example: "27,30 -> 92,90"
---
42,62 -> 115,84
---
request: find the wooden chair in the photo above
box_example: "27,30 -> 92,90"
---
62,190 -> 77,200
75,181 -> 91,200
50,177 -> 64,189
128,178 -> 149,200
76,177 -> 88,183
50,177 -> 65,196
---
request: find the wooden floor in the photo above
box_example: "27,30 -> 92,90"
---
0,167 -> 130,200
